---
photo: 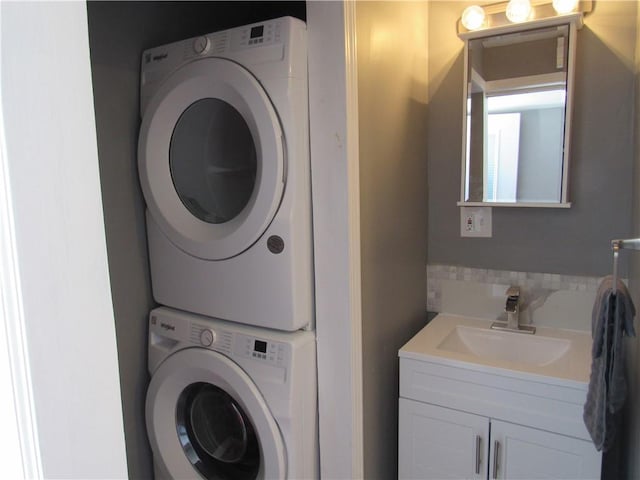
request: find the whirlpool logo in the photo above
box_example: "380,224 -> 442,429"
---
160,322 -> 176,332
145,52 -> 168,64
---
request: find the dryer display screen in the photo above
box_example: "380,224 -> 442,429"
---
250,25 -> 264,39
254,340 -> 267,353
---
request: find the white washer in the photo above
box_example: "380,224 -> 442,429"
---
146,307 -> 318,480
138,17 -> 314,331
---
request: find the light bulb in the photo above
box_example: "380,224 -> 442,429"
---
461,5 -> 486,31
552,0 -> 579,14
506,0 -> 532,23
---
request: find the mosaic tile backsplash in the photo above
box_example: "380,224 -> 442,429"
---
427,264 -> 609,331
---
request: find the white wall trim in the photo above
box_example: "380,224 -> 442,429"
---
0,2 -> 128,478
0,22 -> 42,476
343,1 -> 364,477
307,2 -> 364,478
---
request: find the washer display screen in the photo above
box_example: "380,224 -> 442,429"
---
250,26 -> 264,39
254,340 -> 267,354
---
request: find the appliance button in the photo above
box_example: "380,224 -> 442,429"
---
267,235 -> 285,254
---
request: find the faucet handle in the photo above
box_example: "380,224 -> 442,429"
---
505,286 -> 520,298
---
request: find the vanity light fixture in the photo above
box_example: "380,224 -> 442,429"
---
457,0 -> 592,35
506,0 -> 532,23
461,5 -> 487,31
552,0 -> 579,14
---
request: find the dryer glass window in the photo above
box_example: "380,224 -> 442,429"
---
170,99 -> 257,224
176,382 -> 260,480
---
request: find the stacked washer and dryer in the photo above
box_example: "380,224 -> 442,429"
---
137,17 -> 317,480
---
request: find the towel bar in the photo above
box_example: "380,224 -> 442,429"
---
611,238 -> 640,293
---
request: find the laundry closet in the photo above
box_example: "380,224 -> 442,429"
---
87,3 -> 307,478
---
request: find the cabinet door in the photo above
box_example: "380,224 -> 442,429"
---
489,420 -> 601,480
399,398 -> 489,479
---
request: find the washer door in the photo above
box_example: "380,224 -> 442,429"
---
146,348 -> 286,480
138,58 -> 285,260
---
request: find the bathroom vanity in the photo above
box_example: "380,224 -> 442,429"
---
398,314 -> 601,479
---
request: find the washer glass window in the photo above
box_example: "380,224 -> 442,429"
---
176,383 -> 260,479
170,98 -> 257,224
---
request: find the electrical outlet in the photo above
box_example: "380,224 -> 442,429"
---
460,206 -> 492,237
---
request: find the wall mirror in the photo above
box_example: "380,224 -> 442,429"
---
459,17 -> 581,208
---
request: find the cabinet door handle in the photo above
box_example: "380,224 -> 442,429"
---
475,435 -> 482,475
492,440 -> 500,479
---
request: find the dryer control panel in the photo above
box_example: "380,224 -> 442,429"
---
236,20 -> 282,48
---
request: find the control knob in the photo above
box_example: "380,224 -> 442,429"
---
200,329 -> 216,347
193,36 -> 211,55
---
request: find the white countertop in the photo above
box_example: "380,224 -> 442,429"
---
400,313 -> 593,388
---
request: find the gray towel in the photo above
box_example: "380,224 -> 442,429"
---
583,275 -> 636,451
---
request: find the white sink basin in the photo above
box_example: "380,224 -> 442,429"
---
438,325 -> 571,367
400,314 -> 592,383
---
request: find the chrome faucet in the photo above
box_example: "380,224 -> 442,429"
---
490,286 -> 536,334
505,286 -> 520,330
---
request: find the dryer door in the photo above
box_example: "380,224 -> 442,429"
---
146,348 -> 286,480
138,58 -> 285,260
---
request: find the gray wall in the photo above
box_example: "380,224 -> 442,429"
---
86,2 -> 305,478
356,2 -> 429,478
428,1 -> 637,277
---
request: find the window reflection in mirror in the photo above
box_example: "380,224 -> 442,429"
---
462,25 -> 571,206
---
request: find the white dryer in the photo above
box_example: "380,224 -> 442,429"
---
138,17 -> 314,331
146,306 -> 318,480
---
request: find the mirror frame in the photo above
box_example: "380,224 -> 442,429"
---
457,14 -> 583,208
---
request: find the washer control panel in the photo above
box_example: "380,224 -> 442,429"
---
189,322 -> 287,367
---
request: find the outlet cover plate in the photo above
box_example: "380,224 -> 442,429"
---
460,206 -> 492,237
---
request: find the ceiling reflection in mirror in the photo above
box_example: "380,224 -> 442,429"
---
462,25 -> 571,206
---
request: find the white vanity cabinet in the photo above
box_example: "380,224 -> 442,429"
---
490,419 -> 600,479
399,398 -> 599,479
398,315 -> 602,480
399,398 -> 488,479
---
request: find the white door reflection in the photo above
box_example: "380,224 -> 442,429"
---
482,89 -> 565,203
486,112 -> 520,202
